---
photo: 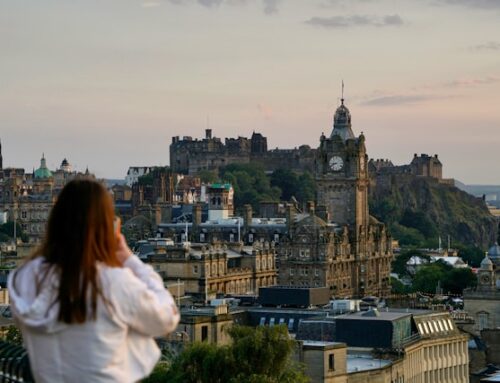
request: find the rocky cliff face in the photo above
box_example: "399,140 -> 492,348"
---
369,174 -> 498,248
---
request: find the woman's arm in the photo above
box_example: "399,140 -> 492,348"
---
111,235 -> 180,337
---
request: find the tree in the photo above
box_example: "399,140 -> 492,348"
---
221,164 -> 281,211
389,223 -> 426,247
442,268 -> 477,295
160,325 -> 309,383
198,170 -> 218,184
455,245 -> 484,268
412,264 -> 446,294
0,222 -> 28,243
4,326 -> 23,346
392,249 -> 426,277
390,277 -> 409,294
270,169 -> 316,205
400,210 -> 438,239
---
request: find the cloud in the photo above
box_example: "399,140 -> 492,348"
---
141,1 -> 161,7
305,14 -> 403,28
263,0 -> 280,15
361,95 -> 437,106
471,42 -> 500,51
443,75 -> 500,88
434,0 -> 500,9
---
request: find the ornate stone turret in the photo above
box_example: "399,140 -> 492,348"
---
330,99 -> 355,142
477,252 -> 496,291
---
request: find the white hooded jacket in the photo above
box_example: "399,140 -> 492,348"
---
7,255 -> 180,383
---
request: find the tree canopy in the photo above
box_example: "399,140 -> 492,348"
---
146,325 -> 309,383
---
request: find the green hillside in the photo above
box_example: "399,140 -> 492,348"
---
369,175 -> 498,250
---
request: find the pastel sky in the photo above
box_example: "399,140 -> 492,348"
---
1,0 -> 499,183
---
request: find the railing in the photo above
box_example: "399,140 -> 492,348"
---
0,341 -> 33,382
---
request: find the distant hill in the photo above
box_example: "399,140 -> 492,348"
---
369,175 -> 498,249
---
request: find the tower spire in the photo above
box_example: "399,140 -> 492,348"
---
341,80 -> 345,105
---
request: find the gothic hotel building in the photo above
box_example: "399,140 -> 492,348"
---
167,100 -> 393,298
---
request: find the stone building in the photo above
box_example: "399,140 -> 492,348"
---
464,244 -> 500,334
0,152 -> 94,242
306,99 -> 393,297
295,309 -> 469,383
163,100 -> 393,298
169,129 -> 316,175
139,240 -> 276,300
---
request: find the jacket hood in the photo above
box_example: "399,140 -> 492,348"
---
8,257 -> 67,333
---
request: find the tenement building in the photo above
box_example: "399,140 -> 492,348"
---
136,239 -> 276,300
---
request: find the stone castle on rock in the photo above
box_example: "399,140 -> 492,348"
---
167,99 -> 393,298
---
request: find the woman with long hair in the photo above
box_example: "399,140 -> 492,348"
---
8,178 -> 180,382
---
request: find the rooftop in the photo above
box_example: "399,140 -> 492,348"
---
347,353 -> 391,373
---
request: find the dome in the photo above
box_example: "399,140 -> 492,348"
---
330,99 -> 355,141
60,158 -> 72,173
34,155 -> 53,179
333,102 -> 351,128
487,243 -> 500,259
480,254 -> 494,270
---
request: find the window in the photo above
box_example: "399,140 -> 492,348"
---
279,318 -> 285,325
290,268 -> 294,276
248,234 -> 254,243
478,312 -> 489,331
193,265 -> 199,274
262,259 -> 266,269
269,318 -> 275,327
328,354 -> 335,371
259,317 -> 266,326
21,211 -> 27,219
437,320 -> 444,332
315,268 -> 319,277
417,323 -> 424,334
288,318 -> 294,331
274,234 -> 279,243
229,233 -> 235,242
200,233 -> 205,242
201,325 -> 208,342
447,319 -> 454,331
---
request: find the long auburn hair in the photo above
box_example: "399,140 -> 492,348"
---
33,178 -> 121,324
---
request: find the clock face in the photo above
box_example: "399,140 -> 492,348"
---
480,274 -> 490,284
329,156 -> 344,171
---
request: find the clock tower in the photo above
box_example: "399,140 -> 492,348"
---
477,253 -> 496,291
316,99 -> 369,236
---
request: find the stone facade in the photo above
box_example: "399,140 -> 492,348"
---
279,99 -> 393,298
142,241 -> 277,300
295,311 -> 469,383
0,154 -> 94,242
170,129 -> 316,175
464,244 -> 500,335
